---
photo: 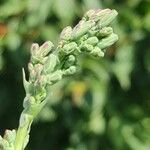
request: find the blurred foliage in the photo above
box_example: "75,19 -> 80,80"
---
0,0 -> 150,150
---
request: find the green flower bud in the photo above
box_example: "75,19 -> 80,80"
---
90,9 -> 111,22
97,33 -> 118,49
85,36 -> 99,46
64,55 -> 76,68
34,64 -> 43,77
34,87 -> 47,102
31,55 -> 48,65
91,46 -> 104,57
68,55 -> 76,63
83,9 -> 96,20
78,34 -> 89,44
80,43 -> 94,52
43,54 -> 58,74
48,70 -> 63,84
39,41 -> 54,57
23,96 -> 36,108
64,66 -> 77,75
72,20 -> 95,39
31,41 -> 54,64
28,63 -> 34,72
98,9 -> 118,28
60,26 -> 72,41
62,42 -> 77,54
99,27 -> 113,36
88,26 -> 98,36
31,43 -> 39,56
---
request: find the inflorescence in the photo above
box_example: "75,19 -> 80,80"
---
0,9 -> 118,150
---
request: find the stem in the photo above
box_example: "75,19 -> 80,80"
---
14,99 -> 47,150
14,113 -> 33,150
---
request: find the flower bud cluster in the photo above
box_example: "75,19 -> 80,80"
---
58,8 -> 118,61
23,42 -> 59,110
22,8 -> 118,112
22,40 -> 78,114
0,9 -> 118,149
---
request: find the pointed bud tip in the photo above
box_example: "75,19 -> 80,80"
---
112,9 -> 118,15
42,41 -> 54,49
31,43 -> 39,51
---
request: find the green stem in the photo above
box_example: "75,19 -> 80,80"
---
14,99 -> 47,150
14,113 -> 33,150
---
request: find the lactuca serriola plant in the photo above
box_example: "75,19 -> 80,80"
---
0,8 -> 118,150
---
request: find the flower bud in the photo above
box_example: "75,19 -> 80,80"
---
72,20 -> 95,39
28,63 -> 34,72
64,66 -> 77,75
34,64 -> 43,77
23,96 -> 36,108
97,33 -> 118,49
91,46 -> 104,57
85,36 -> 99,46
39,41 -> 54,57
64,55 -> 76,68
88,26 -> 98,36
62,42 -> 77,54
60,26 -> 72,41
34,87 -> 47,102
99,27 -> 113,36
80,43 -> 94,52
90,9 -> 111,22
29,68 -> 36,82
43,54 -> 58,74
31,43 -> 39,56
98,9 -> 118,28
83,9 -> 96,20
48,70 -> 63,84
68,55 -> 76,63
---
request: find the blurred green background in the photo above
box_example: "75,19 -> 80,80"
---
0,0 -> 150,150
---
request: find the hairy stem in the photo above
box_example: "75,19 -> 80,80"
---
14,113 -> 33,150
